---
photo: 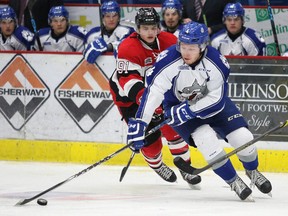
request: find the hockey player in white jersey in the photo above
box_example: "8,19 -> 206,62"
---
211,2 -> 266,56
160,0 -> 184,37
33,6 -> 87,52
126,21 -> 272,201
0,7 -> 34,51
83,1 -> 134,63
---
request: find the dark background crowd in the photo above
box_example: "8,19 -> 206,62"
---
61,0 -> 288,5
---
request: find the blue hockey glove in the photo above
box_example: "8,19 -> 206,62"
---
127,118 -> 147,153
84,37 -> 108,63
164,101 -> 195,127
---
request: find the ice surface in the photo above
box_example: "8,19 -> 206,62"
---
1,161 -> 288,216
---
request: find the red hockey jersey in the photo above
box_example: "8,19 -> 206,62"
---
109,31 -> 177,108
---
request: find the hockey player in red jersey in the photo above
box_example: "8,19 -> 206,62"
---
109,7 -> 201,186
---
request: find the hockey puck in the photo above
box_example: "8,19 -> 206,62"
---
37,198 -> 48,206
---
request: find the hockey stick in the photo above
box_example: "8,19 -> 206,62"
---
196,0 -> 207,26
31,18 -> 43,51
119,118 -> 169,182
174,120 -> 288,176
267,0 -> 281,56
119,152 -> 135,182
15,143 -> 133,206
28,7 -> 43,51
15,118 -> 170,206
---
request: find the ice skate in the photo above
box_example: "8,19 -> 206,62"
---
229,175 -> 253,201
246,169 -> 272,197
154,163 -> 177,183
180,170 -> 201,190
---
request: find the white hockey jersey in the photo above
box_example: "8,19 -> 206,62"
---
84,24 -> 134,52
136,45 -> 230,124
0,25 -> 34,51
160,21 -> 184,38
211,27 -> 266,56
34,25 -> 87,52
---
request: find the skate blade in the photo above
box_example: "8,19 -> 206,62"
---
244,195 -> 255,202
188,183 -> 201,190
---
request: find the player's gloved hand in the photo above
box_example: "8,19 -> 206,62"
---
164,101 -> 195,127
83,37 -> 108,63
152,106 -> 163,122
127,118 -> 147,153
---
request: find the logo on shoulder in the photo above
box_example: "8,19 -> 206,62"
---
156,50 -> 169,62
255,32 -> 265,42
21,30 -> 34,42
219,54 -> 230,69
146,66 -> 154,77
77,26 -> 87,35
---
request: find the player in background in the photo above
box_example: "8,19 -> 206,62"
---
160,0 -> 184,37
127,21 -> 272,200
33,6 -> 87,52
0,6 -> 34,51
84,0 -> 135,62
211,2 -> 266,56
108,8 -> 201,186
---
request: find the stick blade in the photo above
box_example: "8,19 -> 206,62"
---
15,199 -> 29,206
282,120 -> 288,128
119,167 -> 128,182
174,157 -> 198,175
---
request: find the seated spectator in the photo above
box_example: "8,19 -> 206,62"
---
84,0 -> 135,61
0,6 -> 34,51
33,6 -> 87,52
8,0 -> 64,32
182,0 -> 235,36
211,2 -> 266,56
160,0 -> 183,37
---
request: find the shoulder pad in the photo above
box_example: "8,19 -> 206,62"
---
68,25 -> 87,37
